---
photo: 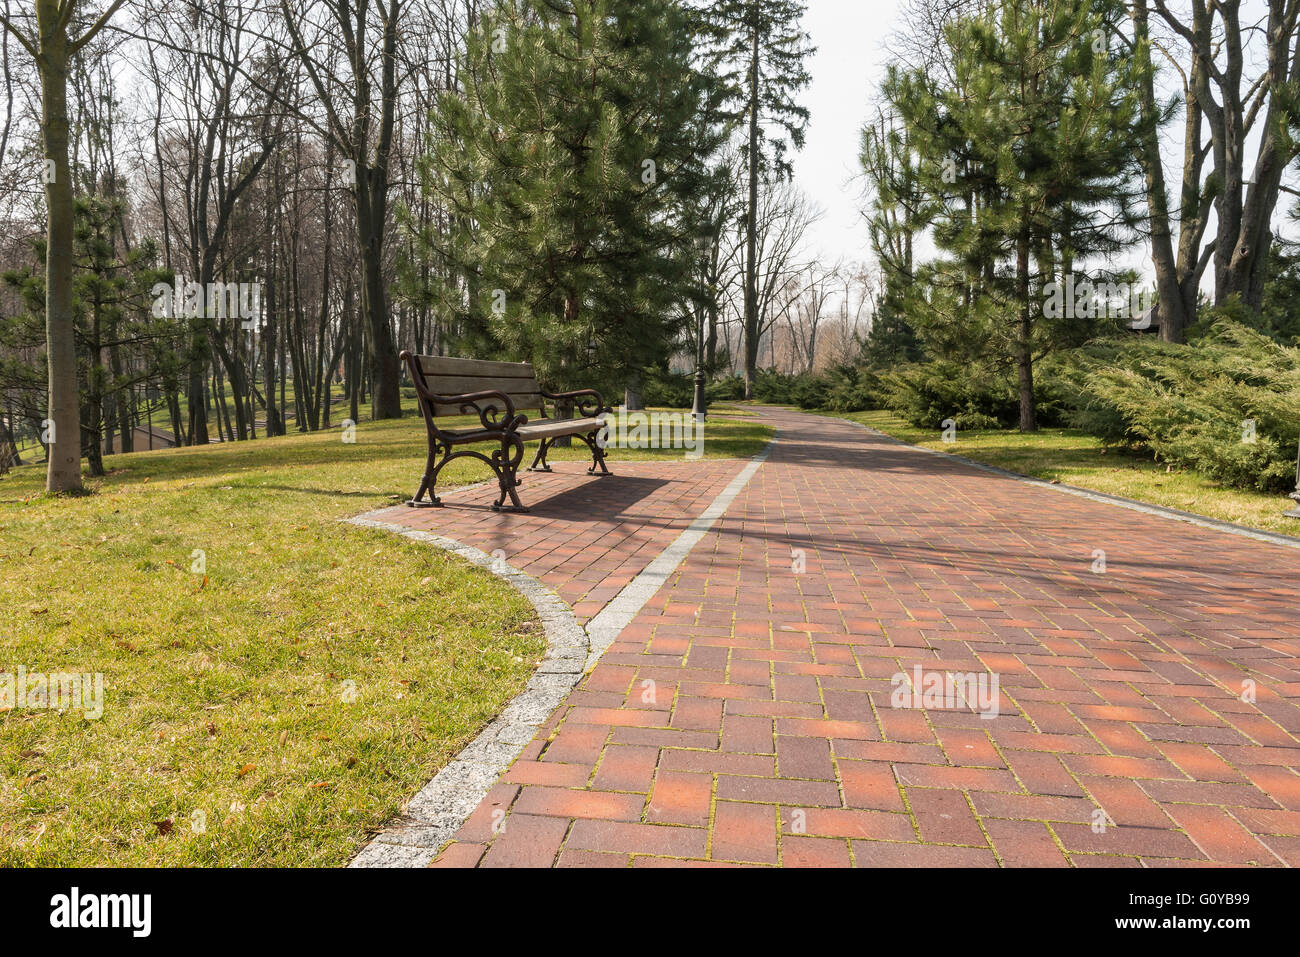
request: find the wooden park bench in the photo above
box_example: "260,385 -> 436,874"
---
401,351 -> 614,512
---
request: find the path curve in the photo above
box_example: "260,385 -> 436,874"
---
372,408 -> 1300,867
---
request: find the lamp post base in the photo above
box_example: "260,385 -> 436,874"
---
1285,492 -> 1300,520
691,372 -> 707,423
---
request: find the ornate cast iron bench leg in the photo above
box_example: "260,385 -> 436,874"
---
491,435 -> 529,512
527,438 -> 553,472
408,439 -> 447,507
580,427 -> 612,477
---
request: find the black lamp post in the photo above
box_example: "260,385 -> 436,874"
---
1286,436 -> 1300,520
692,236 -> 709,424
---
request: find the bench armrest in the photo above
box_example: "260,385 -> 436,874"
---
541,387 -> 611,417
428,389 -> 528,432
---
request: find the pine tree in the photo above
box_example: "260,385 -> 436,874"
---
860,108 -> 928,368
413,0 -> 724,402
697,0 -> 814,398
889,0 -> 1143,430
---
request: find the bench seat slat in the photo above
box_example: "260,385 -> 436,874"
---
418,356 -> 536,378
427,373 -> 542,397
515,417 -> 605,440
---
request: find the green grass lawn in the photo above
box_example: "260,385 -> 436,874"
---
827,409 -> 1300,536
0,400 -> 772,866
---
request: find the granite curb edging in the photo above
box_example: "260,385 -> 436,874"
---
342,516 -> 590,868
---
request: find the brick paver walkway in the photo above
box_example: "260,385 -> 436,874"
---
389,408 -> 1300,867
379,457 -> 749,622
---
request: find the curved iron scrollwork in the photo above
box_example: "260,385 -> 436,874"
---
541,387 -> 611,420
454,398 -> 529,434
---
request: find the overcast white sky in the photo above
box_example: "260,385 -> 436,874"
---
792,0 -> 907,267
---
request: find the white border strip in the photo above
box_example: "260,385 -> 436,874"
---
840,418 -> 1300,551
584,437 -> 778,667
343,517 -> 589,868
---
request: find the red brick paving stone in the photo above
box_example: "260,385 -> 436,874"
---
646,770 -> 713,827
712,801 -> 779,864
1163,804 -> 1282,865
659,748 -> 774,776
671,696 -> 723,731
428,842 -> 486,868
1060,754 -> 1184,780
852,841 -> 998,867
556,848 -> 630,867
1070,853 -> 1143,868
791,807 -> 916,842
1051,822 -> 1204,859
1227,806 -> 1300,836
1078,777 -> 1173,829
511,785 -> 645,821
479,814 -> 571,868
1238,764 -> 1300,810
503,760 -> 590,788
721,714 -> 776,753
716,774 -> 841,806
894,765 -> 1020,792
630,856 -> 756,868
1257,835 -> 1300,866
372,409 -> 1300,867
907,788 -> 987,846
452,782 -> 520,844
540,723 -> 608,765
565,820 -> 708,858
935,727 -> 1005,768
591,744 -> 660,792
839,759 -> 908,812
970,791 -> 1099,824
782,835 -> 853,867
1138,778 -> 1281,809
1152,742 -> 1247,783
984,819 -> 1071,867
776,735 -> 836,780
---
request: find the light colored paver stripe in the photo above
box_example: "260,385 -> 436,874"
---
584,437 -> 778,667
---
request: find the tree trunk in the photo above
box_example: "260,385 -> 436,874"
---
742,23 -> 760,400
624,370 -> 643,411
1132,0 -> 1191,342
36,3 -> 82,492
357,167 -> 402,420
1015,223 -> 1036,432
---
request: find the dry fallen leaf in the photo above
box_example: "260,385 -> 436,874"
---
278,730 -> 288,746
154,819 -> 174,835
237,763 -> 256,778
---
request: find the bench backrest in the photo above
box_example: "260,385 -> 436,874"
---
405,353 -> 547,418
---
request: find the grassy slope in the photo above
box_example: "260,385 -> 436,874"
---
826,409 -> 1300,536
0,401 -> 771,866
